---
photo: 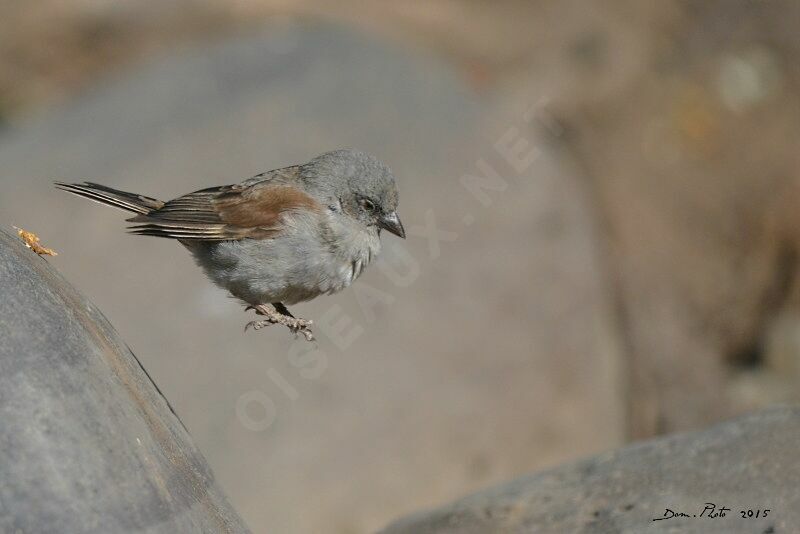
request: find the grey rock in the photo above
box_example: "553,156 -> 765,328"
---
0,227 -> 250,533
382,406 -> 799,534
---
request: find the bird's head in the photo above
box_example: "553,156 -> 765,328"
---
303,149 -> 405,238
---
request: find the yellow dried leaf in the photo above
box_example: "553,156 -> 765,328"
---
14,227 -> 58,256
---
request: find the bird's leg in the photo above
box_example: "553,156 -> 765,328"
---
272,302 -> 294,318
270,302 -> 316,340
244,303 -> 293,315
245,303 -> 314,341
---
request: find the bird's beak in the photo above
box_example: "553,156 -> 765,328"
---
379,211 -> 405,239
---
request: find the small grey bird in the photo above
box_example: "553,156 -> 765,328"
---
56,149 -> 404,340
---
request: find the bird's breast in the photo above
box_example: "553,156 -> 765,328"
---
337,235 -> 380,289
326,220 -> 381,292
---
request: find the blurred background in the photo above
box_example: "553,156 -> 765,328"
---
2,1 -> 800,532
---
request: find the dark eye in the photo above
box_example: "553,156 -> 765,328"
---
360,198 -> 376,212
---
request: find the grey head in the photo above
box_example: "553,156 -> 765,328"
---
300,149 -> 405,238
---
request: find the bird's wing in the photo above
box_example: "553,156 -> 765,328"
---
126,166 -> 320,240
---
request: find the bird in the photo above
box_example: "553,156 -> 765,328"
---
56,149 -> 405,341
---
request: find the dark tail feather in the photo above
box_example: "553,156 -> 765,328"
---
55,182 -> 164,215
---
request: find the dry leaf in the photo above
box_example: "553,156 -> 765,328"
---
14,227 -> 58,256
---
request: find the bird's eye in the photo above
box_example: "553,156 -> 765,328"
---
360,198 -> 376,212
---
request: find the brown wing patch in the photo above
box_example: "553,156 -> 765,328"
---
217,186 -> 320,228
127,182 -> 321,241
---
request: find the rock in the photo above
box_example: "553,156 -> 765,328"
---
382,406 -> 799,534
554,0 -> 800,436
0,227 -> 249,533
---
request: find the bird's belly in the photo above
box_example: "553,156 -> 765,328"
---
188,232 -> 379,306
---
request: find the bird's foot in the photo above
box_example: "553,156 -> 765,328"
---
245,304 -> 314,341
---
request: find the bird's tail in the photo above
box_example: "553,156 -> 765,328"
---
55,182 -> 165,215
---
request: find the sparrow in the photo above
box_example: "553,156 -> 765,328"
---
56,149 -> 405,341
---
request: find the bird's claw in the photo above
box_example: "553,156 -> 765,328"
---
244,320 -> 266,332
244,309 -> 314,341
288,320 -> 314,342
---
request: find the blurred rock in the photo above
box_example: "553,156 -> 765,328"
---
538,0 -> 800,436
382,406 -> 800,534
0,227 -> 249,533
